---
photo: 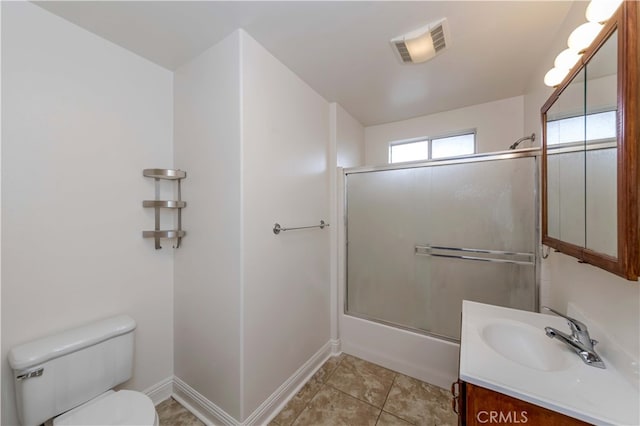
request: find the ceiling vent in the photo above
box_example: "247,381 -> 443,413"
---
391,18 -> 450,64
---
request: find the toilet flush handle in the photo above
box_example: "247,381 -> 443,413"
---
16,367 -> 44,381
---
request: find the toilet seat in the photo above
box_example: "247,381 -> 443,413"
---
53,390 -> 158,426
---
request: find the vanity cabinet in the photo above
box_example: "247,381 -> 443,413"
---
453,381 -> 589,426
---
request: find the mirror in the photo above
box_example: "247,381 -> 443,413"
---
546,67 -> 587,248
585,32 -> 618,257
542,2 -> 639,280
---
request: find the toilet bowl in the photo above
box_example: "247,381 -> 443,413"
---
53,390 -> 158,426
8,315 -> 158,426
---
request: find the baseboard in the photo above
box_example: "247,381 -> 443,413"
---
168,340 -> 334,426
143,376 -> 173,405
330,338 -> 341,355
173,376 -> 238,426
244,341 -> 333,425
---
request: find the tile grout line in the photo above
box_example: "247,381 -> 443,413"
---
323,355 -> 344,384
324,366 -> 383,410
374,373 -> 397,425
328,385 -> 388,413
381,377 -> 422,426
324,356 -> 400,416
287,356 -> 345,426
276,355 -> 443,426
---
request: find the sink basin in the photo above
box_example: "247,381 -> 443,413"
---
481,321 -> 570,371
461,301 -> 639,425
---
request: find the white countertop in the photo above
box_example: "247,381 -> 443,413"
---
459,301 -> 639,425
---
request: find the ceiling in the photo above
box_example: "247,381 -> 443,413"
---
35,1 -> 574,126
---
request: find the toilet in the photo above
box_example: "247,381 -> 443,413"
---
8,315 -> 158,426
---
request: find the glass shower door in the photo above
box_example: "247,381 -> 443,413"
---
345,155 -> 537,341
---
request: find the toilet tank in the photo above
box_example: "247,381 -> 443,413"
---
8,315 -> 136,426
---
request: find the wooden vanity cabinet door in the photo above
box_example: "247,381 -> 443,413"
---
462,382 -> 590,426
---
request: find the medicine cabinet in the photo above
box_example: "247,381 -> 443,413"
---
542,2 -> 639,280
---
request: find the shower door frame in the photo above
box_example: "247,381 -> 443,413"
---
342,148 -> 541,343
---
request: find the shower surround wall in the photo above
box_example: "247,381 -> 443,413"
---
1,3 -> 174,425
174,30 -> 331,424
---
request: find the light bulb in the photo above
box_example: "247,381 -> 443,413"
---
568,22 -> 604,52
544,67 -> 569,87
554,48 -> 582,70
586,0 -> 623,23
404,32 -> 436,63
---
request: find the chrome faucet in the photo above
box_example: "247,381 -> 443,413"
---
542,306 -> 605,369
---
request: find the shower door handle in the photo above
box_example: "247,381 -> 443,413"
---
415,245 -> 535,266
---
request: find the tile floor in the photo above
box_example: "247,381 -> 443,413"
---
157,354 -> 457,426
272,354 -> 457,426
157,397 -> 204,426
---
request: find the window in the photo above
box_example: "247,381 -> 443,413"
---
547,110 -> 616,146
389,140 -> 429,163
389,132 -> 475,163
431,134 -> 476,159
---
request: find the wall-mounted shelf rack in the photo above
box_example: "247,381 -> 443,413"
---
142,200 -> 187,209
142,168 -> 186,249
143,168 -> 186,180
142,230 -> 186,239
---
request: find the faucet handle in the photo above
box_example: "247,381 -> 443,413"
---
542,306 -> 588,333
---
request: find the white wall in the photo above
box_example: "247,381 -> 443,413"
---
364,96 -> 525,166
172,29 -> 331,423
328,103 -> 365,348
523,2 -> 586,139
173,32 -> 242,420
240,30 -> 330,420
1,3 -> 174,425
335,103 -> 365,168
524,1 -> 640,380
545,252 -> 639,380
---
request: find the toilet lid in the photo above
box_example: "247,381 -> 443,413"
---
54,390 -> 156,426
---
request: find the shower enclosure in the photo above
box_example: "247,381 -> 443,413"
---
344,149 -> 538,342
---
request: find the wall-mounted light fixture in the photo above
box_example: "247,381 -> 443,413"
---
586,0 -> 624,23
554,48 -> 582,70
567,22 -> 605,52
544,67 -> 569,88
543,0 -> 622,87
